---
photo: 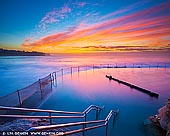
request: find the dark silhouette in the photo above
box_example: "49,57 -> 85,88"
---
0,48 -> 48,56
106,75 -> 159,98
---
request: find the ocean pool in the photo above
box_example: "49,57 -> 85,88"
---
39,68 -> 170,136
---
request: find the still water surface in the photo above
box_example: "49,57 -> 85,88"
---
0,52 -> 170,96
40,68 -> 170,136
0,52 -> 170,135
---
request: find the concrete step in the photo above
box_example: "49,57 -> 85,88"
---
0,119 -> 82,136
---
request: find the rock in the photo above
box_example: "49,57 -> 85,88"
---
145,99 -> 170,136
158,99 -> 170,131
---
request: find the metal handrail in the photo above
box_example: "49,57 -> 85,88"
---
27,120 -> 106,131
0,105 -> 103,115
0,106 -> 82,114
64,124 -> 106,136
27,109 -> 119,136
83,105 -> 104,114
0,115 -> 84,119
0,105 -> 104,124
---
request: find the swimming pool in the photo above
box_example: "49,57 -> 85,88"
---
38,68 -> 170,136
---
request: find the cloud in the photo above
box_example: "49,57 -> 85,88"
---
80,44 -> 170,52
37,4 -> 71,31
73,2 -> 88,7
22,32 -> 69,47
22,2 -> 170,53
24,38 -> 30,43
48,17 -> 60,23
61,5 -> 71,13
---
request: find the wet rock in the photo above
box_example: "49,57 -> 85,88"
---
145,99 -> 170,136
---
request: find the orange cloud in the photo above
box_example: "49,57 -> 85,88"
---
22,2 -> 170,53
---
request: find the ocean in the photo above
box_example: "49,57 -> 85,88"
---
0,52 -> 170,96
0,52 -> 170,136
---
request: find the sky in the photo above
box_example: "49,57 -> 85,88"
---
0,0 -> 170,53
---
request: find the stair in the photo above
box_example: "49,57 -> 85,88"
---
0,119 -> 82,136
0,105 -> 118,136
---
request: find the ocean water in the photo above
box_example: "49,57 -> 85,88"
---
0,52 -> 170,135
0,52 -> 170,96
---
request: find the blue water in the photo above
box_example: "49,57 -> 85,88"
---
0,52 -> 170,135
39,68 -> 170,136
0,52 -> 170,96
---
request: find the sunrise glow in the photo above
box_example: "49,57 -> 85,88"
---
0,0 -> 170,53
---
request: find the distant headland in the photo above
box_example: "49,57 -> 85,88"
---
0,49 -> 48,56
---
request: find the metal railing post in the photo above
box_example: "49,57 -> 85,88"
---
61,69 -> 64,83
17,90 -> 22,107
105,123 -> 108,136
71,67 -> 72,74
78,66 -> 80,73
49,112 -> 52,125
96,108 -> 99,120
82,113 -> 87,136
50,74 -> 52,92
112,115 -> 116,126
84,112 -> 87,126
61,69 -> 63,76
52,72 -> 57,85
55,72 -> 57,87
56,72 -> 58,87
55,72 -> 57,80
82,124 -> 85,136
39,79 -> 43,99
52,72 -> 54,84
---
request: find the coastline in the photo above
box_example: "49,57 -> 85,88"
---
0,49 -> 48,56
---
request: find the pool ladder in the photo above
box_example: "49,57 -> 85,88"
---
0,105 -> 119,136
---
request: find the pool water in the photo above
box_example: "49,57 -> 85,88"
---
39,68 -> 170,136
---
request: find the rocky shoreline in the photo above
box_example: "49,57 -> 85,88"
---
144,99 -> 170,136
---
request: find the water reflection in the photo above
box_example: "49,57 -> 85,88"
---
0,52 -> 170,96
41,68 -> 170,136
